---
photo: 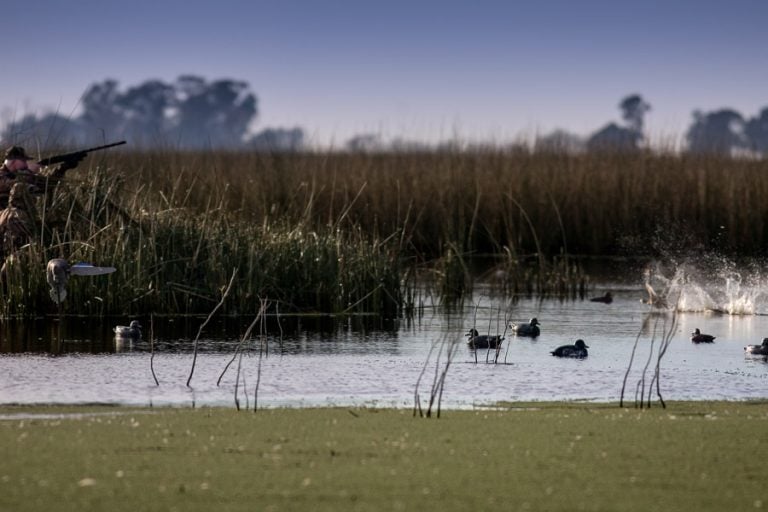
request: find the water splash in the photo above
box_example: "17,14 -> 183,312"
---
722,274 -> 758,315
643,260 -> 764,315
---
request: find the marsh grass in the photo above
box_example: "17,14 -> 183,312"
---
2,148 -> 764,316
122,149 -> 768,256
0,402 -> 765,512
0,156 -> 407,318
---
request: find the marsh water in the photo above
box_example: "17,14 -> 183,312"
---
1,262 -> 768,409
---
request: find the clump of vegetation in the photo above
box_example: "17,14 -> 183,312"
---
4,147 -> 762,317
0,159 -> 406,318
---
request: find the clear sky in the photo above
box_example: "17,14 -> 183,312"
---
4,0 -> 767,147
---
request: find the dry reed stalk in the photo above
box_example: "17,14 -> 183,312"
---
621,299 -> 680,409
186,268 -> 238,387
619,315 -> 651,407
149,313 -> 159,386
429,335 -> 460,418
253,298 -> 269,412
234,349 -> 244,411
649,306 -> 679,408
217,301 -> 269,386
636,319 -> 658,408
413,339 -> 438,417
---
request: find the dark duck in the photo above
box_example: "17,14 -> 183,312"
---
745,338 -> 768,356
511,318 -> 541,337
590,291 -> 613,304
551,339 -> 589,358
466,329 -> 504,349
690,328 -> 715,343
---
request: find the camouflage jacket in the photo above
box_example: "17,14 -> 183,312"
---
0,183 -> 36,256
0,164 -> 67,209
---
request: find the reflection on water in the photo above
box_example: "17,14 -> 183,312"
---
0,315 -> 400,356
1,262 -> 768,408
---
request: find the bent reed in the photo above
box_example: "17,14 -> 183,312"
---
1,148 -> 764,317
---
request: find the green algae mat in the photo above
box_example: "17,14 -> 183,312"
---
1,402 -> 765,511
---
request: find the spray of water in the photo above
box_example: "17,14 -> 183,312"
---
643,259 -> 764,315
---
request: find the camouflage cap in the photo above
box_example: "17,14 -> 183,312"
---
4,145 -> 33,161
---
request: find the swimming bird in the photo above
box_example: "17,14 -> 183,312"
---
691,328 -> 716,344
590,291 -> 613,304
465,328 -> 503,349
511,318 -> 540,337
46,258 -> 117,304
114,320 -> 142,338
744,338 -> 768,356
551,339 -> 589,358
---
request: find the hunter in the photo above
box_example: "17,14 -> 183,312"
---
0,182 -> 36,263
0,145 -> 84,208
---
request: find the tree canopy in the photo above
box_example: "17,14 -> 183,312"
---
2,76 -> 304,151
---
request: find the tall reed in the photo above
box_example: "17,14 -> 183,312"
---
120,148 -> 768,258
0,156 -> 406,318
4,147 -> 762,316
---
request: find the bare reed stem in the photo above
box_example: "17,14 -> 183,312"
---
149,313 -> 159,386
186,268 -> 238,387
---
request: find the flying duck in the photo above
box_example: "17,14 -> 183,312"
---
46,258 -> 117,304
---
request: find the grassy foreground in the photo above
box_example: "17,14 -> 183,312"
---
1,402 -> 766,511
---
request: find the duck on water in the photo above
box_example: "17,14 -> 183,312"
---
511,318 -> 540,337
745,338 -> 768,356
691,328 -> 716,343
551,339 -> 589,358
114,320 -> 142,338
465,329 -> 504,349
590,291 -> 613,304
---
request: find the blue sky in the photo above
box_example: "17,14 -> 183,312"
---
4,0 -> 767,147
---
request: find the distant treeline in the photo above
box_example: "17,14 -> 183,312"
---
539,94 -> 768,157
2,75 -> 304,152
1,77 -> 766,155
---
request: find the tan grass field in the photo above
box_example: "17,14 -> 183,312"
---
1,401 -> 765,511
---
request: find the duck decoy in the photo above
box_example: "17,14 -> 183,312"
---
114,320 -> 142,338
691,328 -> 715,343
590,291 -> 613,304
744,338 -> 768,356
46,258 -> 117,304
551,339 -> 589,358
511,318 -> 540,337
465,328 -> 503,349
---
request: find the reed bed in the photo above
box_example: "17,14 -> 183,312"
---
2,147 -> 765,317
121,148 -> 768,257
0,162 -> 406,318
